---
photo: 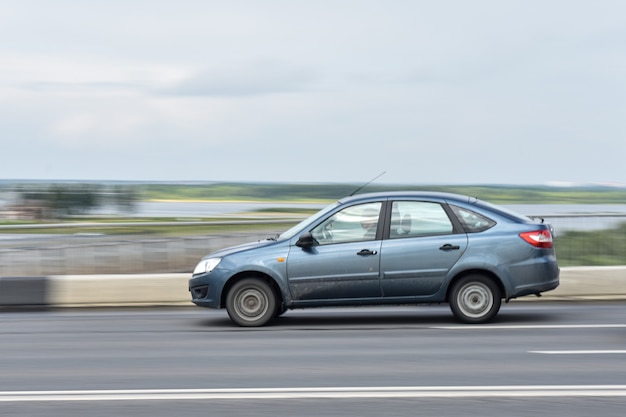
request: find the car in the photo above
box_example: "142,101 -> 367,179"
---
189,192 -> 559,326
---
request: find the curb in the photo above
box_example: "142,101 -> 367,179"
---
1,267 -> 625,308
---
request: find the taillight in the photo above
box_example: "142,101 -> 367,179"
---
519,230 -> 553,248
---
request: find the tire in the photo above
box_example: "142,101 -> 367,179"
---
226,278 -> 277,327
275,304 -> 287,318
449,275 -> 501,324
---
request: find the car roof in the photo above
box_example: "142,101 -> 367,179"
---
337,191 -> 534,223
337,191 -> 476,205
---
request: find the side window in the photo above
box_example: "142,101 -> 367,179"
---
390,201 -> 453,238
311,202 -> 382,245
450,205 -> 496,233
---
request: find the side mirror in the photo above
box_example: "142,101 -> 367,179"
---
295,232 -> 316,248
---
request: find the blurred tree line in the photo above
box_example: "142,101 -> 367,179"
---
12,184 -> 138,218
139,182 -> 626,204
4,181 -> 626,205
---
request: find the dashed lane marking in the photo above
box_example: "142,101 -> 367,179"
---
530,350 -> 626,355
432,324 -> 626,330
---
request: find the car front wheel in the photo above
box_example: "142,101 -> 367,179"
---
226,278 -> 277,327
449,275 -> 501,324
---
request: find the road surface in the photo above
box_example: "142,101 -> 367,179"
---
1,302 -> 626,416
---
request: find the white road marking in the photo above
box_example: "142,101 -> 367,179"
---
2,386 -> 626,402
530,350 -> 626,355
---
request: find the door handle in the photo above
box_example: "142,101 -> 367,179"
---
439,244 -> 460,251
357,249 -> 378,256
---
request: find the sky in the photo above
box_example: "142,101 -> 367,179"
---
1,0 -> 625,185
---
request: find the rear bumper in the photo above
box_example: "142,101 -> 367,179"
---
510,272 -> 560,299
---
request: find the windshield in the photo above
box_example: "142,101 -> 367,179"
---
278,202 -> 340,240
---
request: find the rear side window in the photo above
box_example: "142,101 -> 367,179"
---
450,205 -> 496,233
390,201 -> 454,238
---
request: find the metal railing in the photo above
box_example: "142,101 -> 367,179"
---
1,214 -> 626,276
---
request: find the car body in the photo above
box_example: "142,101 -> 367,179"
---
189,192 -> 559,326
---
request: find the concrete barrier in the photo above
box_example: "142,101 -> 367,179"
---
542,266 -> 626,300
48,274 -> 191,307
1,267 -> 625,308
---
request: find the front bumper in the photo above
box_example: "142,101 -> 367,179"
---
189,270 -> 228,309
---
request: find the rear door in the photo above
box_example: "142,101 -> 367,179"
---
380,200 -> 467,298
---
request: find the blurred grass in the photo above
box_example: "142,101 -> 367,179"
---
555,223 -> 626,266
0,223 -> 295,236
0,204 -> 317,236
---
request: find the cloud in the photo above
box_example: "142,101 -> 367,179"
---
19,81 -> 147,94
163,61 -> 320,97
1,1 -> 626,184
49,109 -> 151,145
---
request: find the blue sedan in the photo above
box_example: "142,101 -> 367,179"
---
189,192 -> 559,326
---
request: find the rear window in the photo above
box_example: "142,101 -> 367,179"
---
450,205 -> 496,233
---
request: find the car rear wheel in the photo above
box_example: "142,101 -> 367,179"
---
226,278 -> 277,327
449,275 -> 501,324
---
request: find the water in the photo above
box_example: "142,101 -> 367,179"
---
127,201 -> 626,217
7,198 -> 626,232
505,204 -> 626,232
132,201 -> 325,217
505,204 -> 626,216
128,202 -> 626,232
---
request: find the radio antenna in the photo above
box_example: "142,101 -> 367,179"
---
349,171 -> 386,196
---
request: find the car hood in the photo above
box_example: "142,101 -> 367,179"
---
204,238 -> 280,259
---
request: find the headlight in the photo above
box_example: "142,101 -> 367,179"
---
193,258 -> 221,275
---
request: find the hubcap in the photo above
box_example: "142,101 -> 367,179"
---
458,282 -> 493,319
235,288 -> 268,321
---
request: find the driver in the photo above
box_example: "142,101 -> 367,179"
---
360,209 -> 379,240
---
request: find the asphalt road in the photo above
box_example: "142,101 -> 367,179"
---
1,302 -> 626,416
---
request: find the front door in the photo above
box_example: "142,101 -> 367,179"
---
287,202 -> 383,302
